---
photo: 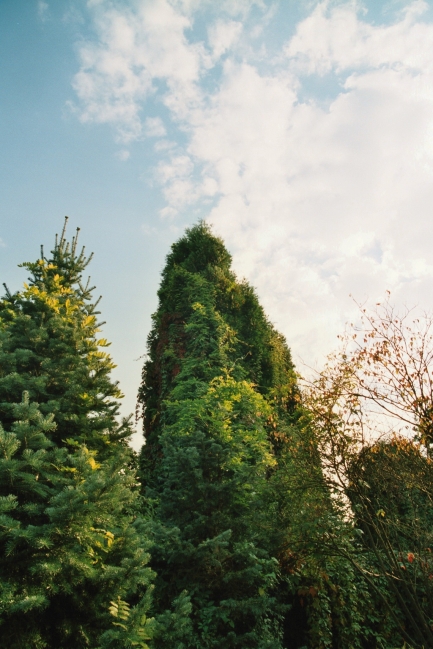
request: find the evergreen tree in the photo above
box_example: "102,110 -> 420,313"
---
0,221 -> 154,648
0,218 -> 128,457
138,221 -> 297,483
138,223 -> 298,647
138,222 -> 395,649
0,394 -> 154,649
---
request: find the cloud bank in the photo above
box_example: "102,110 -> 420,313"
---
72,0 -> 433,368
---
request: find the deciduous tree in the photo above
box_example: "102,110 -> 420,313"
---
304,296 -> 433,648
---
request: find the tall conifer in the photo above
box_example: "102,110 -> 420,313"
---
138,222 -> 297,648
0,218 -> 128,456
138,223 -> 380,649
0,221 -> 154,648
138,222 -> 297,483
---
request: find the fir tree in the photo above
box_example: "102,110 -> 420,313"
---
0,218 -> 128,456
0,221 -> 155,648
0,393 -> 154,649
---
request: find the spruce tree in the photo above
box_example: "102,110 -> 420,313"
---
0,394 -> 154,649
0,218 -> 128,456
0,221 -> 154,648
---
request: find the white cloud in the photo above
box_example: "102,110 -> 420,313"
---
159,205 -> 178,220
152,152 -> 205,210
208,19 -> 243,60
200,58 -> 433,363
37,1 -> 49,22
144,116 -> 167,137
72,0 -> 209,142
72,0 -> 433,369
285,1 -> 433,75
116,149 -> 130,161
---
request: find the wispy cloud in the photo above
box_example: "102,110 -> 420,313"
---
116,149 -> 130,161
37,0 -> 49,22
71,0 -> 433,367
144,116 -> 167,137
207,19 -> 243,60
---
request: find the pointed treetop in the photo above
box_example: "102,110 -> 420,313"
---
164,220 -> 232,276
19,216 -> 95,295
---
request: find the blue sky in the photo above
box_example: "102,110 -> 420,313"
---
2,0 -> 433,448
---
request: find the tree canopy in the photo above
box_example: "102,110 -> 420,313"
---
2,219 -> 433,648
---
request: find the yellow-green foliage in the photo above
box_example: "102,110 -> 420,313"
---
138,223 -> 293,647
0,223 -> 129,455
0,223 -> 154,648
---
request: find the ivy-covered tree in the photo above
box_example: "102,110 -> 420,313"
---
139,222 -> 404,649
137,223 -> 300,647
0,221 -> 155,648
138,221 -> 297,484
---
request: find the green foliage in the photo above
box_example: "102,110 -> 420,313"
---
0,394 -> 153,648
302,298 -> 433,648
101,595 -> 155,648
348,438 -> 433,647
147,342 -> 284,645
139,221 -> 401,648
138,221 -> 297,482
0,221 -> 155,648
138,223 -> 292,647
0,219 -> 129,456
5,219 -> 432,648
263,417 -> 398,649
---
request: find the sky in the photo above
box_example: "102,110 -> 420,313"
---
2,0 -> 433,449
